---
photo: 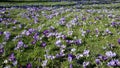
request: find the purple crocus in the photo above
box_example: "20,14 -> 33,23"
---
105,51 -> 116,58
0,48 -> 4,54
31,40 -> 36,45
41,42 -> 47,47
16,40 -> 24,49
95,59 -> 101,65
26,63 -> 32,68
111,22 -> 117,27
68,55 -> 72,63
9,53 -> 16,61
68,54 -> 76,62
107,59 -> 120,67
118,39 -> 120,44
4,31 -> 11,40
33,33 -> 39,41
43,30 -> 49,36
82,17 -> 86,21
0,31 -> 3,35
74,39 -> 82,45
86,30 -> 90,33
25,31 -> 30,36
83,61 -> 90,68
98,54 -> 108,61
70,64 -> 73,68
55,40 -> 62,47
83,50 -> 90,57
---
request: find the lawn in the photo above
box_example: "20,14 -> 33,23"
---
0,2 -> 120,68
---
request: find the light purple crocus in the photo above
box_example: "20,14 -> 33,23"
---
83,61 -> 90,68
70,64 -> 73,68
105,51 -> 116,58
83,50 -> 90,57
17,40 -> 24,49
107,59 -> 120,67
4,31 -> 11,40
9,53 -> 16,61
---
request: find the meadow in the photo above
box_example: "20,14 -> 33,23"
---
0,2 -> 120,68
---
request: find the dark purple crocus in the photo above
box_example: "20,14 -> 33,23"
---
26,63 -> 32,68
118,39 -> 120,44
43,30 -> 49,36
41,42 -> 47,47
0,31 -> 3,35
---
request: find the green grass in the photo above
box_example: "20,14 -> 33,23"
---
0,2 -> 120,68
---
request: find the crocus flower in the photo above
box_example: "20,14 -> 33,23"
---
33,33 -> 39,41
82,17 -> 86,21
107,59 -> 120,67
4,31 -> 11,40
111,22 -> 117,27
9,53 -> 16,61
68,54 -> 76,61
43,30 -> 49,36
74,39 -> 82,45
105,28 -> 112,34
55,40 -> 62,47
12,60 -> 17,66
118,39 -> 120,44
41,42 -> 47,47
95,59 -> 101,65
31,40 -> 36,45
0,31 -> 3,35
70,64 -> 73,68
83,50 -> 90,57
76,54 -> 83,59
83,61 -> 90,68
98,54 -> 108,61
68,55 -> 72,63
42,60 -> 48,67
105,51 -> 116,58
16,40 -> 24,49
25,31 -> 30,36
26,63 -> 32,68
0,48 -> 4,54
86,30 -> 90,33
